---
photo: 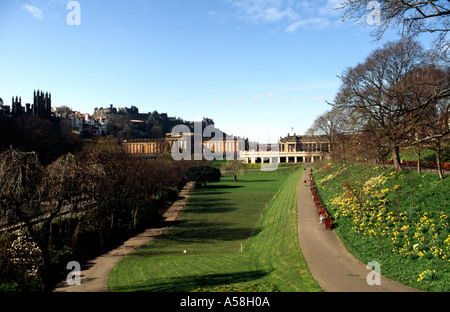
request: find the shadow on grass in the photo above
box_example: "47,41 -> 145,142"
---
238,179 -> 279,183
112,269 -> 272,292
186,206 -> 237,214
141,220 -> 255,245
203,185 -> 245,190
185,197 -> 237,214
130,218 -> 264,257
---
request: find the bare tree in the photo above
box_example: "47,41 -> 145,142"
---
331,39 -> 429,170
340,0 -> 450,52
0,149 -> 42,227
402,64 -> 450,177
307,108 -> 360,160
0,149 -> 86,290
222,159 -> 244,182
37,153 -> 87,289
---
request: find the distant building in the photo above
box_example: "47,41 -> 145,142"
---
123,133 -> 247,159
0,97 -> 10,116
124,132 -> 333,163
55,110 -> 109,137
32,90 -> 52,119
9,90 -> 52,119
241,134 -> 332,164
93,104 -> 117,116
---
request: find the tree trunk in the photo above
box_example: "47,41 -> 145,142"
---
436,148 -> 444,179
392,146 -> 402,172
39,202 -> 62,292
416,146 -> 422,175
132,206 -> 139,231
40,226 -> 53,292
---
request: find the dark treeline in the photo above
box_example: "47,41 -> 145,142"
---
0,132 -> 206,292
0,115 -> 82,165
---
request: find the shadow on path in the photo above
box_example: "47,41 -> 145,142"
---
53,182 -> 194,293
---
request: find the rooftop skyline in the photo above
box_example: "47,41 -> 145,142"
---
0,0 -> 434,142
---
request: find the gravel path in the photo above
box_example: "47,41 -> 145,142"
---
53,182 -> 193,292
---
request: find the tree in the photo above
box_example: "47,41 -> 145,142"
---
340,0 -> 450,49
83,144 -> 138,241
403,64 -> 450,178
222,159 -> 244,182
330,39 -> 429,170
0,149 -> 87,291
307,108 -> 359,160
339,0 -> 450,122
185,165 -> 221,188
0,149 -> 42,227
37,153 -> 87,290
150,125 -> 164,138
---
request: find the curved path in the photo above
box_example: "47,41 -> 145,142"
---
297,169 -> 419,292
53,182 -> 193,292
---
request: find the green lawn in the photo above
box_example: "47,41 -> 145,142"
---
108,167 -> 321,292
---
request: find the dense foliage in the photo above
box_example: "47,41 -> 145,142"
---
0,137 -> 194,292
185,165 -> 221,188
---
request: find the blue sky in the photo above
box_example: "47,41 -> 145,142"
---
0,0 -> 420,142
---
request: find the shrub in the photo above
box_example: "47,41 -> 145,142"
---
185,165 -> 221,188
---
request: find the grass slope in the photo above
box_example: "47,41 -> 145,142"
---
313,161 -> 450,292
108,167 -> 321,292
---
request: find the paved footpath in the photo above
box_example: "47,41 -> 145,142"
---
297,169 -> 419,292
53,182 -> 193,292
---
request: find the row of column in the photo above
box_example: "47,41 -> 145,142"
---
126,140 -> 245,155
247,155 -> 323,164
282,143 -> 331,153
126,142 -> 170,154
204,140 -> 245,154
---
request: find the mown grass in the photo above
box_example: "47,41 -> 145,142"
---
313,161 -> 450,292
108,167 -> 321,292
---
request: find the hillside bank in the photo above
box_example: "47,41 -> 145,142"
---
312,161 -> 450,292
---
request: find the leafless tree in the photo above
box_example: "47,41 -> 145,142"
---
339,0 -> 450,54
307,108 -> 360,160
331,39 -> 430,170
0,149 -> 42,227
0,149 -> 87,290
401,64 -> 450,177
38,153 -> 87,289
222,159 -> 244,182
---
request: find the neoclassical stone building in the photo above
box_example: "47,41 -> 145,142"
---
123,136 -> 180,156
123,132 -> 331,164
242,134 -> 331,164
123,134 -> 246,159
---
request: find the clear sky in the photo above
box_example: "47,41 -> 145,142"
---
0,0 -> 427,142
